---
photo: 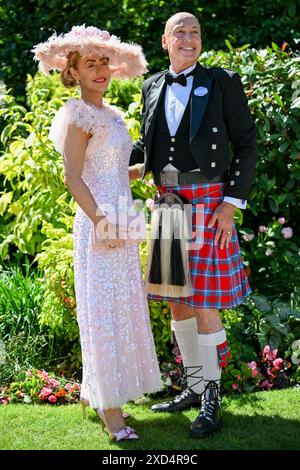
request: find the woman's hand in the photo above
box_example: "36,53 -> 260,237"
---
95,216 -> 136,249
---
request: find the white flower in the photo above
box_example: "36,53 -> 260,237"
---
146,198 -> 155,211
0,80 -> 6,106
23,394 -> 32,404
291,351 -> 300,365
292,339 -> 300,351
265,248 -> 273,256
281,227 -> 293,239
134,395 -> 150,404
243,233 -> 255,242
165,377 -> 172,386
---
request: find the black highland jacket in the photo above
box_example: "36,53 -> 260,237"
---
130,63 -> 257,200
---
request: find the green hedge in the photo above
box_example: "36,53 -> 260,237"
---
0,0 -> 299,98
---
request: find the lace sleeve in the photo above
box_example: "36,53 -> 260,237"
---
48,98 -> 92,155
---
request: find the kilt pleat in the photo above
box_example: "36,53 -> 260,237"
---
148,183 -> 251,309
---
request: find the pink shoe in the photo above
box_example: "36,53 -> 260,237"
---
113,426 -> 139,442
96,409 -> 139,441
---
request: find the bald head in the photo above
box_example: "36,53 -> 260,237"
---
164,12 -> 201,37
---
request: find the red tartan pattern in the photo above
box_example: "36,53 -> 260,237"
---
148,183 -> 252,309
217,340 -> 231,368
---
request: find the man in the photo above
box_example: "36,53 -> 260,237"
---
130,12 -> 257,437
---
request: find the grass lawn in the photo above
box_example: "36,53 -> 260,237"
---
0,388 -> 300,450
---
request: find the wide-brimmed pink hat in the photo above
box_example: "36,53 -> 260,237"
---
32,25 -> 147,79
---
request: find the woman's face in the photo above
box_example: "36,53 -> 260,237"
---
71,53 -> 111,93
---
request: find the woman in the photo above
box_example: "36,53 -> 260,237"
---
32,25 -> 162,441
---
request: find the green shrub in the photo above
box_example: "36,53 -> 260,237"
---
220,294 -> 300,392
0,262 -> 71,385
1,0 -> 299,98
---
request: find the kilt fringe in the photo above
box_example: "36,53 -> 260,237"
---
147,209 -> 162,284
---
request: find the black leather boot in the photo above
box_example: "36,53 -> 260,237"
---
151,366 -> 203,413
190,380 -> 221,437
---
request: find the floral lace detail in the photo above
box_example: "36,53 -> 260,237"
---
49,98 -> 124,154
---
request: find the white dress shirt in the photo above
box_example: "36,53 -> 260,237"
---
163,64 -> 247,209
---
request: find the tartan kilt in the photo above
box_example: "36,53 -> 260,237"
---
147,182 -> 251,309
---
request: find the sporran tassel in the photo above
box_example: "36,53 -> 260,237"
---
148,208 -> 162,284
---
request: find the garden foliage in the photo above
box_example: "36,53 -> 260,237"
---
0,0 -> 299,97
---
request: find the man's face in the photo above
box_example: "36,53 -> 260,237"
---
162,16 -> 201,73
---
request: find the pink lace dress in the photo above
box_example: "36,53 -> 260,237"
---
49,98 -> 162,409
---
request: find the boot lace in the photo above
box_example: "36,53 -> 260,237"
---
201,380 -> 221,420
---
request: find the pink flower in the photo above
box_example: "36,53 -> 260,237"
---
232,383 -> 238,390
270,349 -> 278,360
148,178 -> 155,187
273,358 -> 284,370
0,397 -> 10,405
237,374 -> 241,381
71,26 -> 110,41
259,225 -> 267,233
175,355 -> 182,364
37,369 -> 49,381
263,345 -> 278,361
281,227 -> 293,239
48,395 -> 57,404
265,248 -> 273,256
278,217 -> 285,224
49,379 -> 60,388
248,361 -> 259,377
40,387 -> 52,400
261,380 -> 272,390
65,383 -> 72,391
146,198 -> 154,211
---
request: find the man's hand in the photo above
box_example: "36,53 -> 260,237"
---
129,164 -> 144,181
208,201 -> 235,249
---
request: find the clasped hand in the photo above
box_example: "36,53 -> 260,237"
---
95,216 -> 133,249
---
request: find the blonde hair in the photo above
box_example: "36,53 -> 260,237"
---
60,51 -> 81,88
